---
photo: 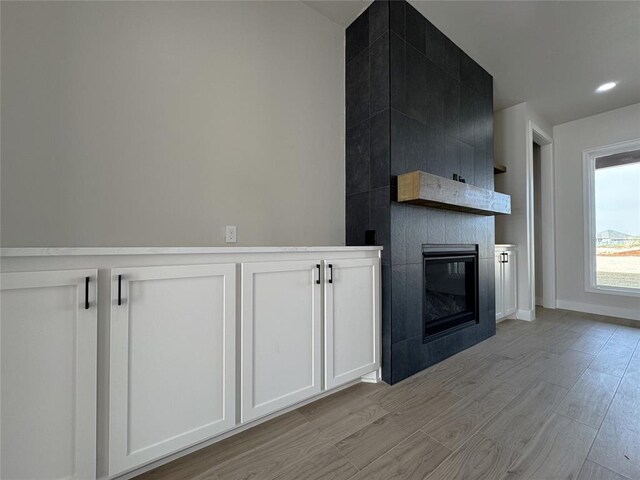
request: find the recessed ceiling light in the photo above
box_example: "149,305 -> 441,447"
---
596,82 -> 617,93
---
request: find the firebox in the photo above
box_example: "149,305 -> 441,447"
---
423,245 -> 479,342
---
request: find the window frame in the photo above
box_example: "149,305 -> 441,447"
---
583,138 -> 640,297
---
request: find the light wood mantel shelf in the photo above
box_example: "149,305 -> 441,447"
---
397,171 -> 511,216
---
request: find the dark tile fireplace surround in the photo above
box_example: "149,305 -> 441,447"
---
345,0 -> 496,384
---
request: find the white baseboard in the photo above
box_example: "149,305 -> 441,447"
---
556,299 -> 640,322
361,369 -> 381,383
516,309 -> 535,321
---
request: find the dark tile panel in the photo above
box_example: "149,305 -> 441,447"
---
370,187 -> 391,265
390,32 -> 406,113
407,335 -> 427,377
345,192 -> 369,246
346,121 -> 370,195
370,109 -> 391,189
406,205 -> 445,264
346,50 -> 370,130
369,0 -> 389,44
425,123 -> 445,177
445,211 -> 463,244
346,11 -> 369,63
405,45 -> 427,123
460,85 -> 476,147
460,51 -> 479,93
345,0 -> 496,384
381,264 -> 392,383
425,60 -> 445,127
391,339 -> 409,384
460,50 -> 492,96
390,109 -> 406,177
391,264 -> 407,343
405,2 -> 425,54
406,263 -> 422,338
444,135 -> 460,181
425,19 -> 444,67
441,36 -> 460,80
404,116 -> 427,173
389,0 -> 405,38
370,33 -> 390,115
460,141 -> 474,186
390,203 -> 406,265
443,78 -> 460,140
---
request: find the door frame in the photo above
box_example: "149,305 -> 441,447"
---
525,121 -> 556,317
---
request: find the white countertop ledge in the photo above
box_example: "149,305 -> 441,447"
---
1,246 -> 383,257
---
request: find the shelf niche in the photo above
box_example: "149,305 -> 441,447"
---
397,171 -> 511,216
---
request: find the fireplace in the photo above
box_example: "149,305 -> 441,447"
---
423,245 -> 479,342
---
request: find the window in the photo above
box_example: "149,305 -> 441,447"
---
584,139 -> 640,296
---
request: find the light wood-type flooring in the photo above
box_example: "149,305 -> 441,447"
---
138,308 -> 640,480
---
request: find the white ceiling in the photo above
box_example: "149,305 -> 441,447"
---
303,0 -> 640,126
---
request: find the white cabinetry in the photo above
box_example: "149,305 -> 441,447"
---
324,258 -> 380,389
240,260 -> 322,422
0,246 -> 381,479
1,269 -> 97,480
495,246 -> 517,321
109,264 -> 236,475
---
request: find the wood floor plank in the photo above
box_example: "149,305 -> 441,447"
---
298,383 -> 389,444
538,349 -> 594,388
570,331 -> 611,355
497,335 -> 545,359
270,446 -> 357,480
449,335 -> 517,363
370,361 -> 465,412
423,379 -> 522,451
389,387 -> 461,431
589,343 -> 634,378
588,419 -> 640,480
441,354 -> 517,396
213,420 -> 326,480
424,433 -> 518,480
607,327 -> 640,350
603,385 -> 640,435
494,350 -> 558,389
481,380 -> 568,453
137,308 -> 640,480
540,327 -> 582,354
578,461 -> 632,480
349,431 -> 451,480
555,369 -> 620,428
137,411 -> 309,479
500,413 -> 597,480
335,413 -> 415,470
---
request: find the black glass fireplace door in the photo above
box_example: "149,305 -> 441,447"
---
423,248 -> 478,341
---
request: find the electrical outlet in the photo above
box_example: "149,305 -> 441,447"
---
225,226 -> 237,243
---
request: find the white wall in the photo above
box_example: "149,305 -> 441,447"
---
494,102 -> 553,319
553,103 -> 640,321
1,1 -> 345,247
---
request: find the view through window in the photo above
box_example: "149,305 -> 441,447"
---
593,149 -> 640,293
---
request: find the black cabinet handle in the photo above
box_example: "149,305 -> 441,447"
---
328,264 -> 333,284
85,277 -> 90,310
316,264 -> 321,284
505,252 -> 509,264
118,275 -> 122,305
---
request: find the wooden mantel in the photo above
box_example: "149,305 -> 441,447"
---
397,171 -> 511,216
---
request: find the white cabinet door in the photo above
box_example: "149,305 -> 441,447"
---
241,260 -> 322,422
503,250 -> 517,317
495,252 -> 504,321
325,258 -> 380,389
1,269 -> 97,480
109,264 -> 236,475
